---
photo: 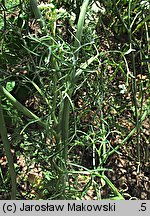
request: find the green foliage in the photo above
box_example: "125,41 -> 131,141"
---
0,0 -> 149,200
6,81 -> 15,92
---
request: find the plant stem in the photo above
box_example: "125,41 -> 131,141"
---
60,93 -> 72,160
0,98 -> 16,199
128,0 -> 140,171
55,0 -> 91,197
30,0 -> 46,32
0,85 -> 46,128
111,0 -> 128,32
74,0 -> 90,57
104,109 -> 148,164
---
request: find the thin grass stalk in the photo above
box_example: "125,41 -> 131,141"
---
128,0 -> 140,171
51,59 -> 60,127
104,109 -> 148,164
143,14 -> 150,162
0,97 -> 16,199
101,113 -> 107,163
143,13 -> 150,75
131,53 -> 141,170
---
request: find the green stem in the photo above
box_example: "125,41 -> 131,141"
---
143,14 -> 150,75
111,0 -> 128,32
128,0 -> 140,170
0,98 -> 16,199
104,109 -> 148,164
50,0 -> 91,198
74,0 -> 90,56
30,0 -> 46,33
0,85 -> 46,128
100,175 -> 124,200
60,95 -> 71,161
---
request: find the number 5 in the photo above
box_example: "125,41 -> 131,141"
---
141,203 -> 146,211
